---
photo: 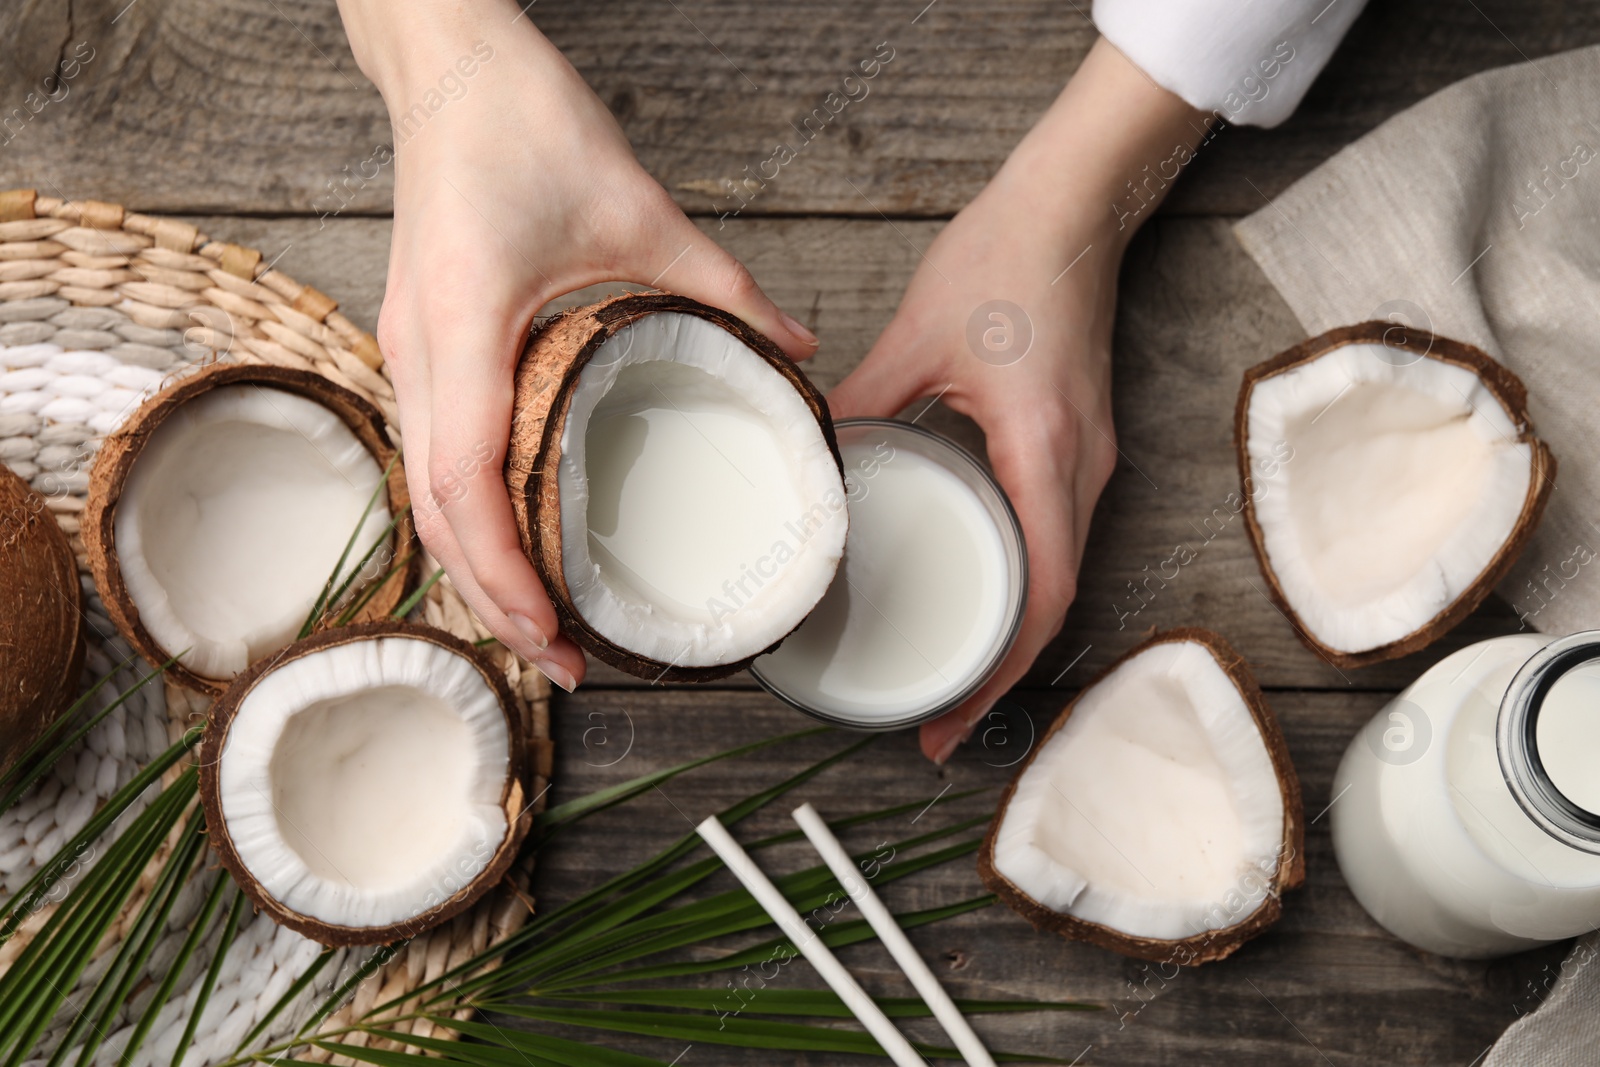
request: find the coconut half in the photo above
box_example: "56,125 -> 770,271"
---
979,629 -> 1304,964
506,293 -> 847,682
1238,322 -> 1554,667
0,466 -> 84,773
199,621 -> 529,945
84,363 -> 415,694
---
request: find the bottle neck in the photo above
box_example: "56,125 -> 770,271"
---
1497,631 -> 1600,855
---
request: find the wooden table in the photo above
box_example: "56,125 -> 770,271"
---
4,1 -> 1594,1061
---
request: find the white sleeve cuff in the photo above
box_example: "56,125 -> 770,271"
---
1093,0 -> 1368,128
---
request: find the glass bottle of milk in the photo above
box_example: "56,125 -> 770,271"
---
1331,632 -> 1600,957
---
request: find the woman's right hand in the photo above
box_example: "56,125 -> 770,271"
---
337,0 -> 819,690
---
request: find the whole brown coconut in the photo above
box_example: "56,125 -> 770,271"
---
82,362 -> 417,695
199,620 -> 531,946
0,467 -> 84,774
505,292 -> 842,683
978,628 -> 1305,965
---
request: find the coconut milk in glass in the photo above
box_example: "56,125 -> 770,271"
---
750,419 -> 1027,730
1331,631 -> 1600,957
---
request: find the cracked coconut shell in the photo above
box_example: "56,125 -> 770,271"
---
82,362 -> 417,695
979,628 -> 1305,965
504,292 -> 844,683
199,620 -> 532,946
1236,322 -> 1555,669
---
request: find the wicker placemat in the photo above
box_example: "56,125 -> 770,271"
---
0,189 -> 553,1065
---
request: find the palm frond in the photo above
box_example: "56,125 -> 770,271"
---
171,888 -> 246,1067
58,805 -> 208,1067
390,567 -> 444,619
0,766 -> 197,1063
298,452 -> 401,638
529,987 -> 1094,1018
237,947 -> 336,1053
0,654 -> 176,817
1,679 -> 1082,1067
119,867 -> 231,1067
530,897 -> 998,993
456,1009 -> 1073,1063
334,548 -> 416,627
0,728 -> 200,942
314,506 -> 413,632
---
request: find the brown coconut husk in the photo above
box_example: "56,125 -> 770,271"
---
978,628 -> 1305,965
199,620 -> 531,947
0,467 -> 84,774
505,292 -> 841,683
82,362 -> 417,695
1235,322 -> 1555,669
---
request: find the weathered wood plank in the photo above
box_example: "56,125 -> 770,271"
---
173,213 -> 1523,692
524,688 -> 1563,1066
4,0 -> 1596,217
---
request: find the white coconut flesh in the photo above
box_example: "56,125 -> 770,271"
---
1247,343 -> 1533,654
219,635 -> 510,929
114,385 -> 392,679
991,640 -> 1285,940
558,312 -> 847,666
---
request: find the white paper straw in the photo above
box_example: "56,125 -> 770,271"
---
793,802 -> 998,1067
695,815 -> 929,1067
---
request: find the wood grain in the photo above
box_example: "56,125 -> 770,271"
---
3,0 -> 1596,217
526,688 -> 1566,1066
5,0 -> 1575,1056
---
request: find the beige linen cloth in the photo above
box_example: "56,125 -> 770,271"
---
1234,43 -> 1600,1066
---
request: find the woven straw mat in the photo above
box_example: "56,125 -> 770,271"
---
0,189 -> 553,1066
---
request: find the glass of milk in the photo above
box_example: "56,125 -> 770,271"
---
1331,631 -> 1600,957
749,419 -> 1027,730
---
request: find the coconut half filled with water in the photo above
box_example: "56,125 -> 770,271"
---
0,466 -> 84,773
980,629 -> 1304,964
200,622 -> 529,945
1237,322 -> 1553,668
507,293 -> 847,682
84,363 -> 414,694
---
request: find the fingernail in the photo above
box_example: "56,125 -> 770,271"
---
779,312 -> 819,347
508,612 -> 549,652
532,656 -> 577,693
932,709 -> 988,766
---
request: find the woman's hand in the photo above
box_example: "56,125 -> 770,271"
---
337,0 -> 818,690
829,39 -> 1210,762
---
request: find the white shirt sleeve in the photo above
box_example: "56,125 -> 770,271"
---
1093,0 -> 1368,127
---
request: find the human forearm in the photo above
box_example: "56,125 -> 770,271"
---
990,37 -> 1213,252
336,0 -> 581,120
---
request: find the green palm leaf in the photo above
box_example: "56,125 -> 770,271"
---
533,897 -> 998,992
0,728 -> 200,942
0,675 -> 1078,1067
298,451 -> 401,638
171,888 -> 246,1067
530,987 -> 1094,1018
0,653 -> 176,818
58,806 -> 209,1067
368,730 -> 860,1019
0,767 -> 196,1063
458,1008 -> 1073,1063
119,868 -> 230,1067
